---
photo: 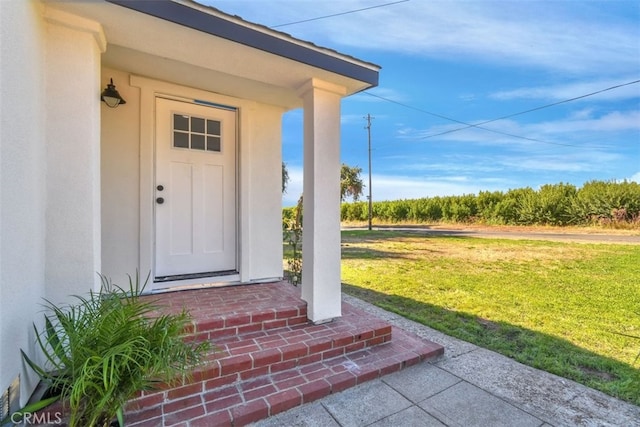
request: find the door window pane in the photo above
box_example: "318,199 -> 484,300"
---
173,131 -> 189,148
207,120 -> 221,135
191,117 -> 205,134
192,134 -> 205,150
207,136 -> 221,152
174,114 -> 189,131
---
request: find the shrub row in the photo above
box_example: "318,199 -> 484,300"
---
332,180 -> 639,227
338,180 -> 640,226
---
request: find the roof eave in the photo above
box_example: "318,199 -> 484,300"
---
106,0 -> 379,88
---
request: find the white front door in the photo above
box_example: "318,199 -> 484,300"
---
154,97 -> 237,284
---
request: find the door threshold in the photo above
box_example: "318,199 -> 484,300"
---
154,270 -> 239,283
151,273 -> 241,293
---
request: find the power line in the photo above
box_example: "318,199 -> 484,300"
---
262,3 -> 638,149
364,78 -> 640,148
423,79 -> 640,140
270,0 -> 410,28
364,92 -> 584,148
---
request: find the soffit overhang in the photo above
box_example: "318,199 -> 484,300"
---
44,0 -> 380,109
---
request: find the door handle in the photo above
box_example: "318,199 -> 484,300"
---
156,197 -> 165,204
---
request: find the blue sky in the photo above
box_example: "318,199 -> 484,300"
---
206,1 -> 640,206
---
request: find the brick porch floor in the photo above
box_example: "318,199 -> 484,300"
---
126,281 -> 444,427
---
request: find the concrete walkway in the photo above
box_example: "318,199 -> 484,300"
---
251,294 -> 640,427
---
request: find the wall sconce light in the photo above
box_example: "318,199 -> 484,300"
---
101,78 -> 126,108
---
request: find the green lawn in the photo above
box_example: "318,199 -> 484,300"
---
337,230 -> 640,405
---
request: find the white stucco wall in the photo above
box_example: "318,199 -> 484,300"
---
0,0 -> 47,404
239,106 -> 284,282
43,7 -> 104,305
100,68 -> 141,287
1,2 -> 105,404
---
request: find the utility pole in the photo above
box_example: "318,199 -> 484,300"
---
364,114 -> 373,231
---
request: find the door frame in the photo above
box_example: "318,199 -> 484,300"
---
132,76 -> 243,292
153,96 -> 239,288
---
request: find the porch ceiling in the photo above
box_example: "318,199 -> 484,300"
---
44,0 -> 380,109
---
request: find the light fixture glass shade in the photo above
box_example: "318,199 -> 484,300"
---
101,78 -> 126,108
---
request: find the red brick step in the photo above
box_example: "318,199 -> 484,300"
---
125,283 -> 444,427
145,282 -> 309,341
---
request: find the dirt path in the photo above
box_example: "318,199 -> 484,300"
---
343,224 -> 640,245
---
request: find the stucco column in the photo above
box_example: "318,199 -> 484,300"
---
297,79 -> 347,323
43,8 -> 106,303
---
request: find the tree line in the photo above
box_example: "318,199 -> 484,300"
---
282,162 -> 638,227
338,180 -> 640,227
284,179 -> 639,227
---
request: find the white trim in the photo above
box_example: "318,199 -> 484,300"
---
150,276 -> 283,294
296,78 -> 348,98
151,274 -> 241,293
43,6 -> 107,53
130,75 -> 248,292
237,105 -> 251,283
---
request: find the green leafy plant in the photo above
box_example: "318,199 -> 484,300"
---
283,195 -> 303,286
2,273 -> 209,427
336,180 -> 640,227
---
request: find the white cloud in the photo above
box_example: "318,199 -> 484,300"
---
629,172 -> 640,183
569,109 -> 596,120
530,111 -> 640,134
380,147 -> 623,181
207,1 -> 639,75
383,155 -> 503,174
494,149 -> 623,174
396,110 -> 640,149
282,166 -> 507,205
497,156 -> 594,173
369,174 -> 491,201
490,78 -> 640,102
